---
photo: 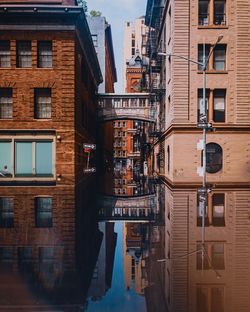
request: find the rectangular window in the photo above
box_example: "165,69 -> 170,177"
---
35,197 -> 52,227
35,88 -> 52,119
0,198 -> 14,228
16,41 -> 32,68
37,41 -> 52,68
197,285 -> 224,312
198,44 -> 210,70
213,89 -> 226,122
18,247 -> 32,271
91,35 -> 98,47
199,0 -> 210,25
213,45 -> 226,70
0,246 -> 14,270
212,193 -> 225,226
197,242 -> 225,270
214,0 -> 226,25
0,141 -> 12,177
0,41 -> 11,68
0,88 -> 13,119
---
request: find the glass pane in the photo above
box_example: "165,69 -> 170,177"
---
0,142 -> 12,177
36,142 -> 52,175
15,142 -> 32,175
211,287 -> 224,312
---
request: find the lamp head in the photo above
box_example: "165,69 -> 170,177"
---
217,35 -> 223,43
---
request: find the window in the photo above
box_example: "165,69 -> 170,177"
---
18,247 -> 33,271
213,89 -> 226,122
0,198 -> 14,228
0,141 -> 12,177
197,242 -> 225,270
35,88 -> 52,119
0,138 -> 54,178
132,48 -> 135,55
0,246 -> 14,270
199,0 -> 209,25
198,44 -> 210,70
0,88 -> 12,119
206,143 -> 223,173
197,285 -> 224,312
197,193 -> 225,226
198,44 -> 226,71
0,41 -> 10,68
37,41 -> 52,68
16,41 -> 32,68
91,35 -> 98,47
35,197 -> 52,227
214,0 -> 226,25
213,45 -> 226,70
199,0 -> 226,26
197,89 -> 226,123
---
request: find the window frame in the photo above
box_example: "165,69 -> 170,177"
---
35,197 -> 53,228
16,41 -> 32,68
0,135 -> 55,181
37,41 -> 53,68
0,40 -> 11,68
0,88 -> 13,119
34,88 -> 52,119
0,197 -> 14,228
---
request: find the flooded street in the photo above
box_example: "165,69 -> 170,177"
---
1,167 -> 250,311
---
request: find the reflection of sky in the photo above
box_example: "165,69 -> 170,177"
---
86,222 -> 146,312
87,0 -> 146,93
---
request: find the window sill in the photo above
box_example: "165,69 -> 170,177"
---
198,25 -> 228,29
197,70 -> 228,74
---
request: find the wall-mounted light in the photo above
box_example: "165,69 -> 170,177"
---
56,174 -> 62,181
56,135 -> 61,142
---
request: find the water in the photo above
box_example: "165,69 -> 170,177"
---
1,173 -> 250,311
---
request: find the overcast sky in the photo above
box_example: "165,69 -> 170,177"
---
87,0 -> 147,92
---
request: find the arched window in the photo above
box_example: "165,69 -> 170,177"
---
206,143 -> 222,173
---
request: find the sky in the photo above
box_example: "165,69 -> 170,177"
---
87,0 -> 147,93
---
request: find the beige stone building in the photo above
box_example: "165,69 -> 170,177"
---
145,0 -> 250,187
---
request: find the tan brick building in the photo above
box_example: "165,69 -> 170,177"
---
146,0 -> 250,187
0,0 -> 102,286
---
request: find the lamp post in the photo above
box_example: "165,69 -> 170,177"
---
158,35 -> 223,254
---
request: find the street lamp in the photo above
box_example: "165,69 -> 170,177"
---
157,35 -> 223,263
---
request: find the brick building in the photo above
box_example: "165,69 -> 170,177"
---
0,0 -> 102,294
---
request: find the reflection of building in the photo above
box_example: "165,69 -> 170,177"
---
87,16 -> 117,175
88,222 -> 117,301
149,183 -> 250,312
123,223 -> 148,295
0,1 -> 102,310
145,0 -> 250,185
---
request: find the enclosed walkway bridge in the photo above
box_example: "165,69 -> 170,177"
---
97,93 -> 157,122
97,194 -> 160,222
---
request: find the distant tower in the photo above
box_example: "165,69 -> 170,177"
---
123,16 -> 149,92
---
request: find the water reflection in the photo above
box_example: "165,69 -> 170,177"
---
1,174 -> 250,311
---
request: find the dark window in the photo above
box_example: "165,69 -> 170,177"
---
197,242 -> 225,270
197,89 -> 209,123
213,89 -> 226,122
0,88 -> 13,119
167,145 -> 170,173
197,286 -> 224,312
0,198 -> 14,228
16,41 -> 32,68
91,35 -> 98,47
35,197 -> 52,227
198,44 -> 210,70
206,143 -> 222,173
132,48 -> 135,55
35,88 -> 52,119
132,39 -> 135,47
18,247 -> 33,271
0,246 -> 14,271
214,0 -> 226,25
213,45 -> 226,70
199,0 -> 209,25
38,41 -> 52,68
0,41 -> 10,68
